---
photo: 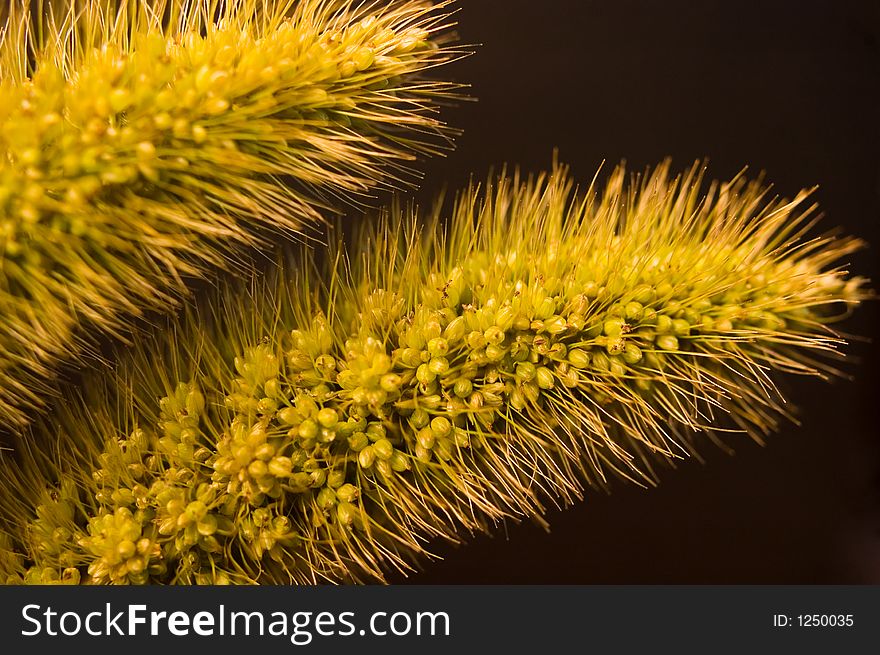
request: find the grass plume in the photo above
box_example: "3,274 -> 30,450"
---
0,160 -> 868,584
0,0 -> 462,431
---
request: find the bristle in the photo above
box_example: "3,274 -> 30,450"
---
0,160 -> 868,584
0,0 -> 464,430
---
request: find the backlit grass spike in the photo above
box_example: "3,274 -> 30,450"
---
0,0 -> 462,430
0,160 -> 868,584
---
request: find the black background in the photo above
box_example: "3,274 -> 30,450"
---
390,0 -> 880,584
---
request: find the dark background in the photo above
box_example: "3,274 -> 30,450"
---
392,0 -> 880,584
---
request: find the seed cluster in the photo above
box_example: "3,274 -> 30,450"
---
0,0 -> 461,430
1,162 -> 867,584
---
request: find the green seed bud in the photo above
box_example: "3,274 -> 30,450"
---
604,318 -> 626,337
509,341 -> 529,361
358,446 -> 376,469
264,379 -> 282,399
592,350 -> 611,372
484,326 -> 505,345
428,357 -> 450,376
625,302 -> 644,322
433,437 -> 453,461
185,388 -> 205,416
328,470 -> 346,488
248,460 -> 269,478
195,514 -> 217,536
258,396 -> 278,414
485,344 -> 506,361
467,331 -> 487,350
510,388 -> 527,410
416,363 -> 436,385
267,456 -> 292,477
314,354 -> 336,374
366,423 -> 386,441
656,281 -> 674,298
373,438 -> 394,460
683,308 -> 701,325
495,306 -> 517,331
516,361 -> 537,381
544,316 -> 567,335
380,373 -> 402,392
568,349 -> 590,369
643,351 -> 665,370
584,322 -> 603,339
511,314 -> 530,331
118,540 -> 137,560
409,408 -> 430,429
606,337 -> 626,355
535,296 -> 556,320
533,336 -> 550,355
521,382 -> 540,403
375,459 -> 393,477
298,419 -> 318,440
336,483 -> 359,503
715,318 -> 734,332
427,337 -> 449,356
399,348 -> 422,368
417,427 -> 435,450
454,379 -> 473,398
317,487 -> 336,509
420,394 -> 442,409
290,472 -> 312,490
415,444 -> 432,463
405,329 -> 427,350
431,416 -> 452,437
609,356 -> 627,377
390,451 -> 410,472
632,284 -> 656,304
562,368 -> 580,388
317,408 -> 339,428
672,318 -> 691,336
444,316 -> 466,343
536,366 -> 555,390
337,502 -> 358,526
656,334 -> 679,351
655,315 -> 673,334
422,321 -> 441,343
255,443 -> 275,461
348,431 -> 369,451
352,47 -> 375,71
635,376 -> 653,392
622,343 -> 643,364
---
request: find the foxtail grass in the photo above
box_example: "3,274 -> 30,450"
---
0,0 -> 463,430
0,161 -> 868,584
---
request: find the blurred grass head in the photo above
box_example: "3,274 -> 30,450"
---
0,0 -> 464,430
0,159 -> 869,584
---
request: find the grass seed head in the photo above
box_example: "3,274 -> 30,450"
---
0,0 -> 463,430
0,159 -> 869,584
